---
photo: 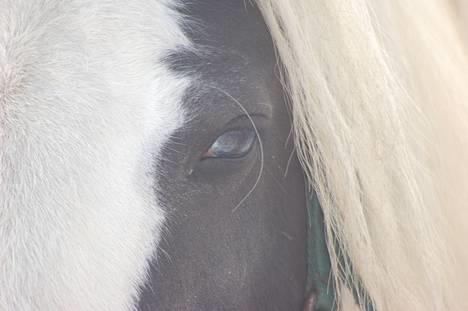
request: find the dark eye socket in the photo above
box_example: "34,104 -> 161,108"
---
202,129 -> 256,159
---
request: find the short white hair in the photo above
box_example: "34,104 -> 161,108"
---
0,0 -> 190,310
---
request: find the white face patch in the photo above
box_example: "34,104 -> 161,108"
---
0,1 -> 189,310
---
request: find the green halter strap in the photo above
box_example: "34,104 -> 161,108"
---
305,191 -> 335,310
305,191 -> 375,311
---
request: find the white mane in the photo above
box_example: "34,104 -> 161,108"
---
259,0 -> 468,310
0,1 -> 190,310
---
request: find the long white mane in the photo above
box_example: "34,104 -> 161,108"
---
258,0 -> 468,310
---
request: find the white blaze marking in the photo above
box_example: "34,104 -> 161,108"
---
0,1 -> 190,310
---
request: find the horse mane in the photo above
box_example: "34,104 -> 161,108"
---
258,0 -> 468,310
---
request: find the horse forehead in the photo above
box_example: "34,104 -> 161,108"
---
0,0 -> 190,177
0,0 -> 190,217
0,0 -> 188,111
0,1 -> 191,310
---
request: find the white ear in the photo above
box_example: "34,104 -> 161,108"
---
0,1 -> 191,310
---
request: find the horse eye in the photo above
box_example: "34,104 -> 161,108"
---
202,129 -> 256,159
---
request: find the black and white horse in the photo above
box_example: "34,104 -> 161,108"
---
1,1 -> 468,310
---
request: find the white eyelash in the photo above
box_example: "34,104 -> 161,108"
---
207,86 -> 265,213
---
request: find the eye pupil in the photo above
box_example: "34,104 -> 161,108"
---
203,129 -> 256,159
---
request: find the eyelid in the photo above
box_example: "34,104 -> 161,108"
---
220,112 -> 270,128
202,129 -> 257,160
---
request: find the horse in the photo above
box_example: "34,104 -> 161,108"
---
1,0 -> 468,310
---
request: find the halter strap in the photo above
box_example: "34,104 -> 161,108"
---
305,191 -> 375,311
305,191 -> 335,310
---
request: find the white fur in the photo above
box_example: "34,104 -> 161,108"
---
0,1 -> 189,310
